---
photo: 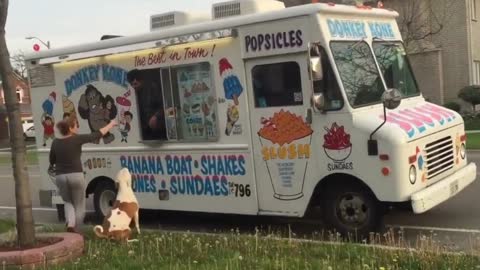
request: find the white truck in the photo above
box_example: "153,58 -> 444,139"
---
25,0 -> 476,236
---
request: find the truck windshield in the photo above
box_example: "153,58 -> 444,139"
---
372,41 -> 420,97
330,41 -> 385,107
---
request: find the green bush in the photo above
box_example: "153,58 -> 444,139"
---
458,85 -> 480,111
443,101 -> 461,112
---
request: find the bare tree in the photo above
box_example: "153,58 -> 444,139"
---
10,51 -> 27,81
386,0 -> 458,52
0,0 -> 35,247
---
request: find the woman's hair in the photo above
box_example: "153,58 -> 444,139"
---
56,116 -> 78,136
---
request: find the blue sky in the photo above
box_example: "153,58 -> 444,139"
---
6,0 -> 224,55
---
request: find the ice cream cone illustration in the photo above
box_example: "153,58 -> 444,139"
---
219,58 -> 243,106
225,104 -> 239,135
258,110 -> 313,200
116,96 -> 132,122
42,92 -> 56,116
62,95 -> 77,120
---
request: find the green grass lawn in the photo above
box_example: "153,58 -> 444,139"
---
467,133 -> 480,150
0,151 -> 38,165
0,219 -> 15,234
464,117 -> 480,131
41,228 -> 479,270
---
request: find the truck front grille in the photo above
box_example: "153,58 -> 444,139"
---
425,136 -> 454,179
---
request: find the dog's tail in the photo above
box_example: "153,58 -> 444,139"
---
94,225 -> 108,239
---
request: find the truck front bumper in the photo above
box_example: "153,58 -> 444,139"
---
411,163 -> 477,214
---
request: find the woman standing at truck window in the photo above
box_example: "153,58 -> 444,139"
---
49,116 -> 117,233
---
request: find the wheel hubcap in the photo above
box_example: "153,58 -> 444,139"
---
99,190 -> 115,216
337,193 -> 368,226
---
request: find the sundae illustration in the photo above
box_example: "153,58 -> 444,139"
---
323,123 -> 352,162
41,92 -> 56,146
258,110 -> 313,200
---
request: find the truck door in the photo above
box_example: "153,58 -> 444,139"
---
246,53 -> 314,214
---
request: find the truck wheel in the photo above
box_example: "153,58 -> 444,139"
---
322,182 -> 381,239
56,204 -> 65,222
93,182 -> 116,219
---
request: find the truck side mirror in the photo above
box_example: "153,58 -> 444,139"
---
382,88 -> 402,110
311,93 -> 325,111
310,57 -> 323,81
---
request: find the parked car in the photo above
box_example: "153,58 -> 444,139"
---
22,118 -> 35,140
23,125 -> 35,140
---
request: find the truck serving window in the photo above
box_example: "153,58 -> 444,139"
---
252,62 -> 302,108
330,41 -> 385,108
168,62 -> 218,141
372,42 -> 420,98
127,68 -> 166,141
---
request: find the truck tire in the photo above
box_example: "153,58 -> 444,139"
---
322,182 -> 382,239
93,182 -> 116,219
56,204 -> 65,222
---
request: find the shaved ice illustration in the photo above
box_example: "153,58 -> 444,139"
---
258,110 -> 313,200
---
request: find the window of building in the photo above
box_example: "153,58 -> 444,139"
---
252,62 -> 303,108
473,0 -> 478,21
16,87 -> 23,102
474,61 -> 480,85
128,62 -> 218,142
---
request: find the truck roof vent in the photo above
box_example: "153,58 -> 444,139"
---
150,11 -> 211,31
212,0 -> 285,20
213,2 -> 241,19
151,14 -> 175,30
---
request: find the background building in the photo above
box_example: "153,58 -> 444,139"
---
0,73 -> 31,141
281,0 -> 480,106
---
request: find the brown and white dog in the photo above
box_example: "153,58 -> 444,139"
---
94,168 -> 140,242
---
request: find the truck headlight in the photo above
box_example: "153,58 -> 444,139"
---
409,165 -> 417,184
460,143 -> 466,159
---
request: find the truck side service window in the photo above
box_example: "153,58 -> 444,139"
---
311,46 -> 343,111
253,62 -> 303,108
127,68 -> 166,141
167,62 -> 218,141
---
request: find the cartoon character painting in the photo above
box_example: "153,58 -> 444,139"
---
220,58 -> 243,136
41,92 -> 56,146
78,84 -> 117,144
116,94 -> 133,143
119,111 -> 133,143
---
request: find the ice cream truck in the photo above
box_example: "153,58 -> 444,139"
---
25,0 -> 477,236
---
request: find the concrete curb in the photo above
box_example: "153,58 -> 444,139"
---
0,232 -> 83,269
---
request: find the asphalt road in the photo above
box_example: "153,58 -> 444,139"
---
0,152 -> 480,253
